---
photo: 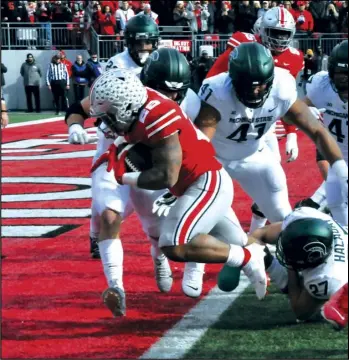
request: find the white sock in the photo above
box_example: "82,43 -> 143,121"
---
249,214 -> 268,233
226,244 -> 245,268
89,201 -> 100,239
149,237 -> 165,260
311,181 -> 327,205
267,257 -> 288,291
184,261 -> 206,273
98,239 -> 124,290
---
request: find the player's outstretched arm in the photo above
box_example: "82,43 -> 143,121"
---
65,96 -> 91,145
137,133 -> 182,190
194,101 -> 221,140
284,99 -> 343,165
249,222 -> 283,245
287,269 -> 325,321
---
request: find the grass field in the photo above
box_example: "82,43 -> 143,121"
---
185,286 -> 348,359
8,112 -> 57,124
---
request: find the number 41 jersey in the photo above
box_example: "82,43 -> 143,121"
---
200,67 -> 298,161
306,71 -> 348,163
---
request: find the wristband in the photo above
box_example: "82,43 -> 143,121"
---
122,172 -> 141,186
332,159 -> 348,179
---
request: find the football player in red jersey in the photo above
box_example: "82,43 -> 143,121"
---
206,7 -> 305,232
91,69 -> 269,315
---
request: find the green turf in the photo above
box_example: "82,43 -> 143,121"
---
185,286 -> 348,359
9,112 -> 58,124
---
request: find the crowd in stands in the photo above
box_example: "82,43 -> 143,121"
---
1,1 -> 348,36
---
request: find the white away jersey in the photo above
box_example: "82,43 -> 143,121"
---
181,88 -> 201,122
306,71 -> 348,163
200,67 -> 298,161
105,49 -> 142,77
283,207 -> 348,300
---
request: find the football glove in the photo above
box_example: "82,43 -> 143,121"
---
152,192 -> 177,217
68,123 -> 90,145
286,132 -> 299,163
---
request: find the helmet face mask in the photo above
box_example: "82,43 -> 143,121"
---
264,28 -> 293,53
233,77 -> 274,109
124,15 -> 160,66
260,7 -> 296,53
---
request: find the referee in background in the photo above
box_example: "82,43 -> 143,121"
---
46,55 -> 70,115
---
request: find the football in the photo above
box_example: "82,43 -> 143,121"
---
120,143 -> 153,172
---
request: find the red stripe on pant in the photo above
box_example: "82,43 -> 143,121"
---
178,171 -> 218,245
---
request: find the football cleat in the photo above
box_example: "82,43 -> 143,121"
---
322,283 -> 348,330
153,255 -> 173,293
182,263 -> 205,298
90,237 -> 101,259
102,286 -> 126,317
242,243 -> 268,300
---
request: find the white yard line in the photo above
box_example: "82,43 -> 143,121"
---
7,116 -> 64,128
140,276 -> 250,360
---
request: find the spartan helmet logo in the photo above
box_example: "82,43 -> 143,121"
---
303,241 -> 327,265
149,50 -> 160,62
232,47 -> 239,60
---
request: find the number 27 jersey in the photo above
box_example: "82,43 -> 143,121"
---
200,67 -> 298,161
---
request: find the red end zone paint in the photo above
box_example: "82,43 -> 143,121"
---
2,120 -> 322,358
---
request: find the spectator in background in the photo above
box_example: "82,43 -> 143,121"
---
151,0 -> 175,25
283,1 -> 294,14
258,1 -> 270,18
20,53 -> 42,113
86,53 -> 103,87
235,0 -> 257,33
100,0 -> 118,13
59,51 -> 73,77
192,1 -> 211,34
339,0 -> 348,29
216,1 -> 235,34
202,1 -> 216,34
300,49 -> 318,90
72,55 -> 89,102
116,1 -> 135,33
323,3 -> 340,34
51,1 -> 73,23
2,1 -> 28,22
46,54 -> 70,115
308,0 -> 327,33
292,1 -> 314,34
1,63 -> 7,94
173,1 -> 193,27
136,3 -> 159,24
26,1 -> 37,23
36,1 -> 52,22
99,5 -> 117,35
191,49 -> 214,92
92,3 -> 103,33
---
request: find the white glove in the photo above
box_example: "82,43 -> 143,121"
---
152,192 -> 177,217
286,133 -> 299,163
68,123 -> 89,145
309,107 -> 326,124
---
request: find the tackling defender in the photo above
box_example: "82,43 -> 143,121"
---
251,207 -> 348,322
206,7 -> 305,232
196,42 -> 347,246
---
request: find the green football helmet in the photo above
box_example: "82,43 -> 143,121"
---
276,218 -> 333,271
124,15 -> 160,66
328,40 -> 348,102
141,48 -> 191,104
229,42 -> 274,109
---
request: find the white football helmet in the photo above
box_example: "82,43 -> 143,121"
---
253,16 -> 263,36
90,69 -> 148,135
260,7 -> 296,53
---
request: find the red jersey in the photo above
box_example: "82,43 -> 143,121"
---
125,88 -> 222,196
207,32 -> 304,79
